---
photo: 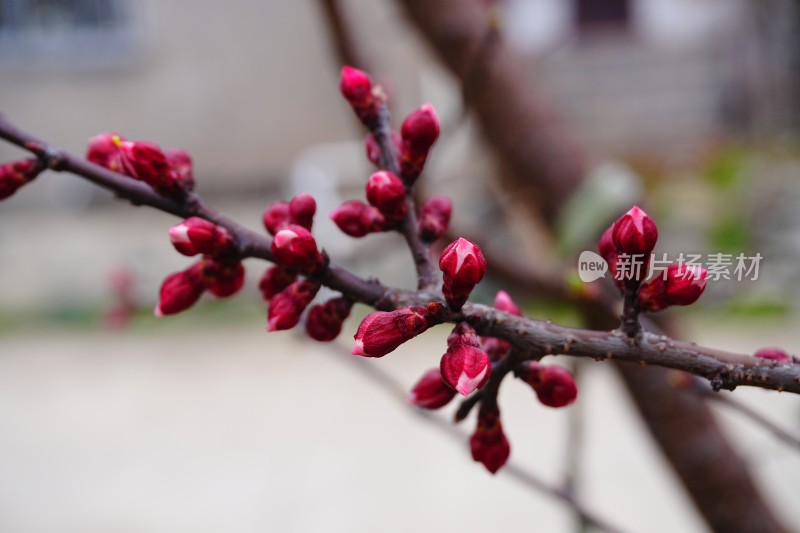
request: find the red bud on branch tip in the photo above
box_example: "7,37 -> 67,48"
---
754,348 -> 792,363
418,196 -> 452,243
611,205 -> 658,257
366,170 -> 407,220
441,323 -> 491,396
165,148 -> 195,192
262,201 -> 291,235
0,158 -> 43,200
203,258 -> 245,298
470,402 -> 510,474
288,193 -> 317,230
305,297 -> 354,342
638,263 -> 708,312
517,361 -> 578,408
408,368 -> 457,409
86,132 -> 125,173
258,266 -> 296,302
352,306 -> 436,357
330,200 -> 387,237
267,280 -> 321,332
169,217 -> 233,257
339,66 -> 379,127
271,224 -> 321,272
399,103 -> 440,183
154,262 -> 206,317
439,238 -> 487,310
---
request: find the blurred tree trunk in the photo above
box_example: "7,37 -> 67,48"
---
393,0 -> 789,531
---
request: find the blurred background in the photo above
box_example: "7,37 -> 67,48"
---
0,0 -> 799,531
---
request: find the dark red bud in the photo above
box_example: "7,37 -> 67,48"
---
0,158 -> 42,200
517,361 -> 578,408
267,280 -> 321,332
408,368 -> 457,409
330,200 -> 387,237
352,306 -> 436,357
262,201 -> 291,235
366,170 -> 407,220
258,266 -> 297,302
289,193 -> 317,230
470,401 -> 510,474
271,224 -> 321,272
305,297 -> 354,342
439,238 -> 487,310
155,262 -> 206,316
418,196 -> 452,242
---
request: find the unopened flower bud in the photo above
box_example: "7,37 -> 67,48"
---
118,139 -> 187,199
305,297 -> 353,342
340,66 -> 379,127
440,323 -> 491,396
754,348 -> 792,363
165,148 -> 195,192
262,201 -> 291,235
517,361 -> 578,408
352,305 -> 438,357
479,291 -> 521,361
494,290 -> 521,316
271,224 -> 321,272
470,401 -> 510,474
418,196 -> 451,243
267,280 -> 320,331
408,368 -> 457,409
155,262 -> 206,316
439,238 -> 487,310
203,258 -> 245,298
611,205 -> 658,258
330,200 -> 386,237
289,193 -> 317,230
0,158 -> 43,200
258,266 -> 297,301
399,103 -> 440,183
366,170 -> 407,220
638,263 -> 708,312
169,217 -> 233,256
86,132 -> 124,172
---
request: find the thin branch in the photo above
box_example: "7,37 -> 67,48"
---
318,0 -> 367,70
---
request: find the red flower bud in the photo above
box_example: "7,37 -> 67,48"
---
169,217 -> 233,257
165,148 -> 195,192
305,297 -> 354,342
86,132 -> 125,173
439,238 -> 487,310
262,201 -> 291,235
494,290 -> 521,316
0,158 -> 42,200
611,205 -> 658,258
330,200 -> 386,237
258,266 -> 297,302
271,224 -> 321,272
118,139 -> 187,199
754,348 -> 792,363
203,258 -> 245,298
352,306 -> 436,357
340,66 -> 379,127
440,323 -> 491,396
470,401 -> 510,474
408,368 -> 457,409
289,193 -> 317,230
267,280 -> 321,332
638,263 -> 707,312
478,291 -> 521,361
418,196 -> 452,243
399,103 -> 440,183
517,361 -> 578,408
155,262 -> 206,316
366,170 -> 407,220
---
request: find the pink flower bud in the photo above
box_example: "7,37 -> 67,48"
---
478,291 -> 521,361
203,258 -> 245,298
258,266 -> 297,301
439,238 -> 487,310
305,297 -> 354,342
0,158 -> 42,200
470,401 -> 510,474
86,132 -> 125,173
118,139 -> 187,199
517,361 -> 578,408
494,290 -> 521,316
289,193 -> 317,230
262,201 -> 291,235
340,66 -> 379,127
165,148 -> 195,192
754,348 -> 792,363
271,224 -> 321,272
169,217 -> 234,257
611,205 -> 658,258
352,305 -> 437,358
366,170 -> 407,220
155,262 -> 206,316
330,200 -> 386,237
638,263 -> 707,312
418,196 -> 452,242
408,368 -> 457,409
440,323 -> 491,396
267,280 -> 320,332
399,103 -> 440,183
